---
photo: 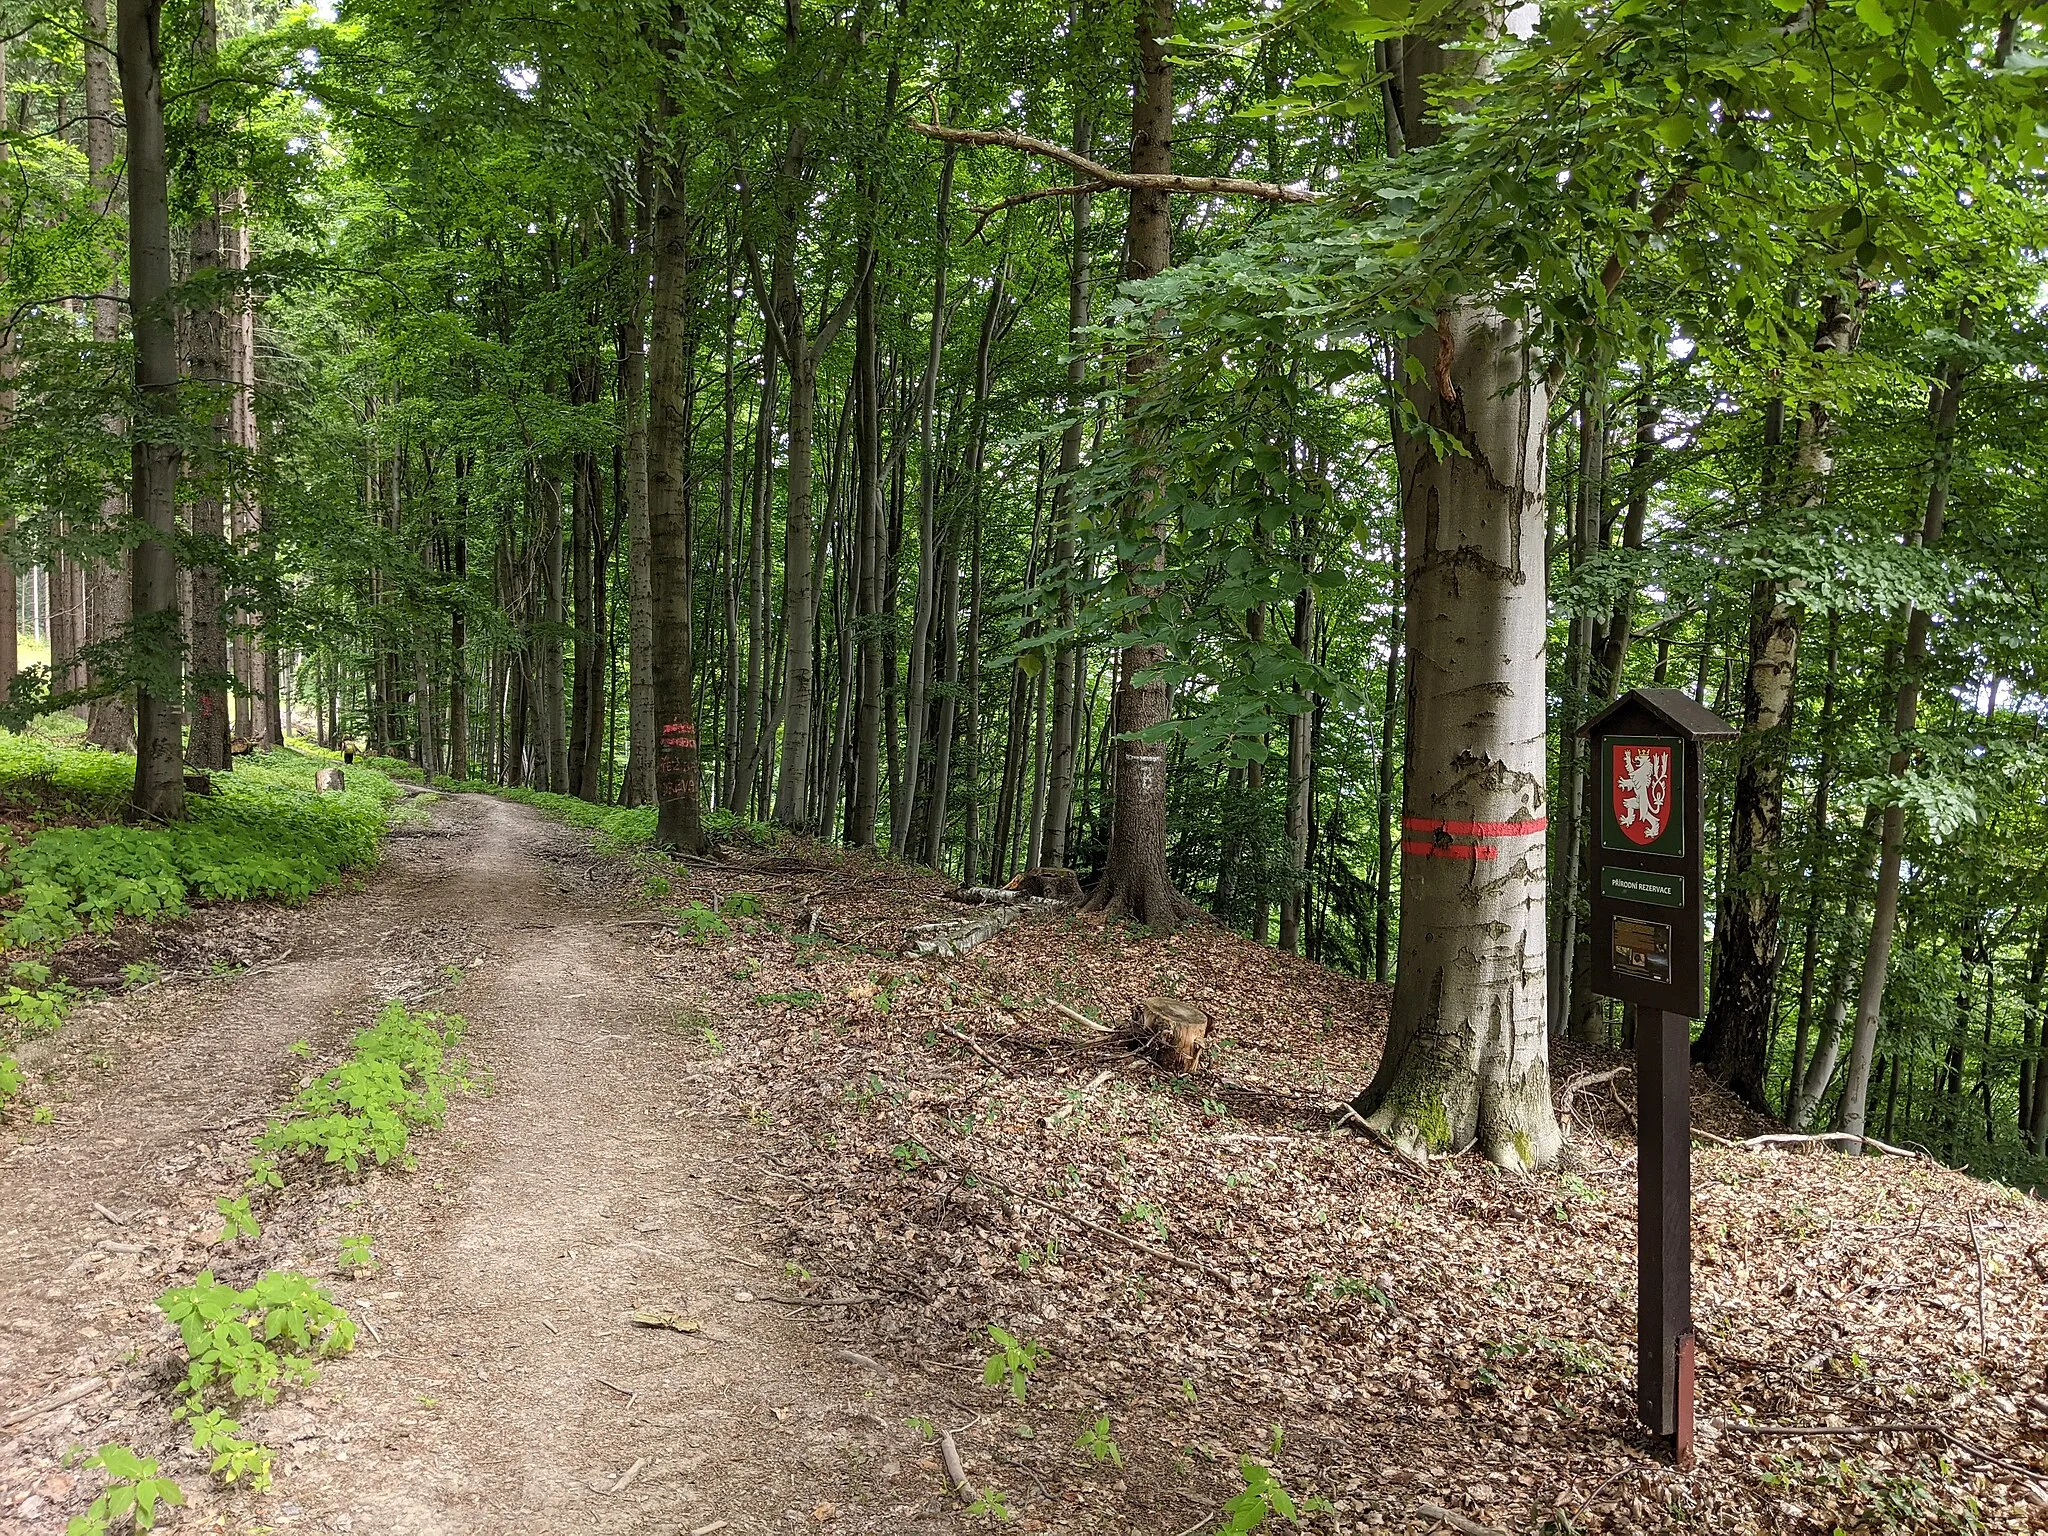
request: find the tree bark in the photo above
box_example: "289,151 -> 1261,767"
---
893,145 -> 956,857
621,160 -> 657,807
118,0 -> 185,821
1840,314 -> 1970,1141
1702,301 -> 1859,1109
83,0 -> 134,749
1083,0 -> 1196,932
183,0 -> 231,772
648,141 -> 709,853
0,40 -> 17,707
1349,26 -> 1559,1170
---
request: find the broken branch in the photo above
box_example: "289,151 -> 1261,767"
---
908,121 -> 1314,204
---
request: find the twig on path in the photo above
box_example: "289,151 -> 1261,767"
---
938,1430 -> 977,1506
1044,998 -> 1110,1033
1044,1068 -> 1115,1127
939,1151 -> 1231,1286
355,1310 -> 383,1344
1724,1419 -> 1943,1439
596,1377 -> 638,1404
1556,1065 -> 1631,1126
92,1203 -> 133,1225
741,1291 -> 888,1309
1416,1503 -> 1507,1536
608,1457 -> 646,1493
4,1377 -> 108,1428
1695,1128 -> 1927,1159
689,1523 -> 730,1536
936,1022 -> 1005,1073
1172,1517 -> 1216,1536
1966,1208 -> 1989,1353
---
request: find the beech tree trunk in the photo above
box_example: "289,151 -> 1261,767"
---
647,141 -> 709,854
620,162 -> 657,806
1840,314 -> 1969,1141
1037,113 -> 1092,870
119,0 -> 185,820
1083,0 -> 1196,931
1701,298 -> 1859,1108
83,0 -> 134,750
0,41 -> 17,706
1348,26 -> 1559,1171
182,0 -> 232,772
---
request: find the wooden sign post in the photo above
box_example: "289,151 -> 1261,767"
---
1580,687 -> 1734,1466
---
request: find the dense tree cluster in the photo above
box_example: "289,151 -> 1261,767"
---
2,0 -> 2044,1177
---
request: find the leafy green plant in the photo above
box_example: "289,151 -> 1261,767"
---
1220,1456 -> 1332,1532
157,1269 -> 356,1488
338,1233 -> 375,1271
1074,1413 -> 1124,1469
213,1194 -> 260,1245
0,1053 -> 23,1105
965,1484 -> 1013,1521
1120,1201 -> 1169,1238
673,901 -> 732,942
722,891 -> 763,916
256,1002 -> 468,1177
62,1444 -> 185,1536
982,1324 -> 1046,1404
756,987 -> 823,1007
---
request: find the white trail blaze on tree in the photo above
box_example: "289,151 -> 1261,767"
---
1352,304 -> 1560,1170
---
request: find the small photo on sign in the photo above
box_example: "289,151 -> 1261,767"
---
1612,915 -> 1673,984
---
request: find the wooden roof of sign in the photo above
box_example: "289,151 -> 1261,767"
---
1578,686 -> 1737,742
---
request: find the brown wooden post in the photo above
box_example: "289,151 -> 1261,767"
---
1581,687 -> 1733,1465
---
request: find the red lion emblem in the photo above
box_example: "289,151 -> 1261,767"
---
1612,744 -> 1672,847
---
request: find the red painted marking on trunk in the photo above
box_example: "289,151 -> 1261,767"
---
1400,840 -> 1499,862
1401,816 -> 1546,837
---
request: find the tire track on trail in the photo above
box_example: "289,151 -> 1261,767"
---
3,793 -> 941,1536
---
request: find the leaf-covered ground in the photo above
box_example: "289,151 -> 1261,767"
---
640,836 -> 2048,1536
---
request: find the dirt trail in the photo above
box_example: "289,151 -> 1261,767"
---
1,793 -> 938,1536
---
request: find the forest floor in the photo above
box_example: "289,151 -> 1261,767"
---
3,789 -> 2047,1536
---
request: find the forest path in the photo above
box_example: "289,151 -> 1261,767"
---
1,792 -> 935,1536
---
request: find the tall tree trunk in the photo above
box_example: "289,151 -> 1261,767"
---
83,0 -> 134,749
893,146 -> 955,857
1084,0 -> 1195,931
0,40 -> 17,708
1840,314 -> 1971,1141
648,142 -> 709,853
1349,23 -> 1559,1170
1784,612 -> 1841,1118
183,0 -> 231,772
1038,113 -> 1093,870
118,0 -> 185,820
621,161 -> 657,806
1278,581 -> 1314,954
847,229 -> 885,846
1702,301 -> 1859,1108
1551,373 -> 1605,1031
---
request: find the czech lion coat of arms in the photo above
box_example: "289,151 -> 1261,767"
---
1611,743 -> 1672,847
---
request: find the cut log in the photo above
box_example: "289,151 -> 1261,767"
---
315,766 -> 346,793
1006,867 -> 1083,903
905,908 -> 1023,958
946,885 -> 1022,906
182,771 -> 213,795
1135,996 -> 1209,1073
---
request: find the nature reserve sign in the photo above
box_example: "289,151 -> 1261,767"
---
1580,689 -> 1735,1467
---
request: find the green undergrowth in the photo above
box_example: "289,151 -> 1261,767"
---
254,1001 -> 470,1179
426,773 -> 781,852
156,1269 -> 355,1490
0,737 -> 397,1046
432,775 -> 659,848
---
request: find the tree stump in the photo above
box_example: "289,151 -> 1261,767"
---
181,772 -> 213,796
1007,867 -> 1084,904
315,766 -> 346,793
1135,996 -> 1209,1073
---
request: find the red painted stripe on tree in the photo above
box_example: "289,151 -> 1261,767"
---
1400,816 -> 1547,838
1400,840 -> 1500,862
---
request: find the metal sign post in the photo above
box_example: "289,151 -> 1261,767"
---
1580,687 -> 1734,1466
